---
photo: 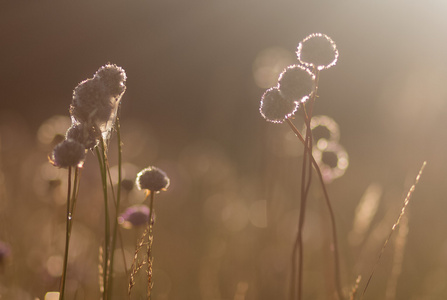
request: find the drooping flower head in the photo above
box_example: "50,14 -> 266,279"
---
50,139 -> 86,168
260,87 -> 298,123
297,33 -> 339,71
277,65 -> 315,102
118,205 -> 154,229
136,166 -> 170,193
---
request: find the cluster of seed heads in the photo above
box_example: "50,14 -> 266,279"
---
50,64 -> 127,168
260,33 -> 338,124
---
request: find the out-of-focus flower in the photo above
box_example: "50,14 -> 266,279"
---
305,115 -> 340,151
118,205 -> 153,229
136,166 -> 170,193
49,139 -> 86,168
259,87 -> 298,124
297,33 -> 339,70
277,65 -> 315,102
0,241 -> 11,266
312,142 -> 349,183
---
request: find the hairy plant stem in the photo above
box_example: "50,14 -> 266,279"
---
147,191 -> 155,300
96,140 -> 110,300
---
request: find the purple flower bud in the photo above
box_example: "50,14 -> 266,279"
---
66,123 -> 100,150
118,205 -> 154,229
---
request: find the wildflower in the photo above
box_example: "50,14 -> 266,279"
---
312,142 -> 349,183
94,64 -> 127,97
259,87 -> 298,123
136,166 -> 170,193
0,241 -> 11,266
120,179 -> 134,192
66,123 -> 100,150
118,205 -> 154,229
69,64 -> 127,138
305,115 -> 340,151
277,65 -> 315,102
297,33 -> 339,70
50,139 -> 86,168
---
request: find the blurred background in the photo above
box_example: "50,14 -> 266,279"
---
1,1 -> 447,299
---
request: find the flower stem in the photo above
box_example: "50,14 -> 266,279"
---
96,141 -> 110,299
59,166 -> 72,300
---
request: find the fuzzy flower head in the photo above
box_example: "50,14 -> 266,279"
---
50,139 -> 86,168
136,166 -> 170,193
260,87 -> 298,123
65,122 -> 101,150
118,205 -> 154,229
277,65 -> 315,102
69,64 -> 127,140
297,33 -> 339,70
94,64 -> 127,97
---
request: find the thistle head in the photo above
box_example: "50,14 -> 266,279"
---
49,139 -> 86,168
136,166 -> 170,193
277,65 -> 315,102
65,122 -> 101,150
259,87 -> 298,123
297,33 -> 339,70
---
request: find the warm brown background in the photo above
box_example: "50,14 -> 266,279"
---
1,1 -> 447,299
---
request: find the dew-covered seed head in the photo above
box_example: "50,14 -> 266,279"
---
297,33 -> 339,70
260,87 -> 298,123
277,65 -> 315,102
136,166 -> 170,193
50,139 -> 86,168
66,123 -> 101,150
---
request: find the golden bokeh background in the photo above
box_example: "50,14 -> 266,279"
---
1,1 -> 447,299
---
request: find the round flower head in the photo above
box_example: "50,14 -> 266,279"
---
70,77 -> 114,125
277,65 -> 315,102
118,205 -> 154,229
94,64 -> 127,97
50,139 -> 86,168
0,241 -> 11,266
297,33 -> 339,70
136,166 -> 170,193
66,122 -> 101,150
260,87 -> 298,124
305,115 -> 340,151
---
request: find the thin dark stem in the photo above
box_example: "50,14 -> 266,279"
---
96,141 -> 110,299
108,116 -> 129,299
147,191 -> 155,300
59,166 -> 72,300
